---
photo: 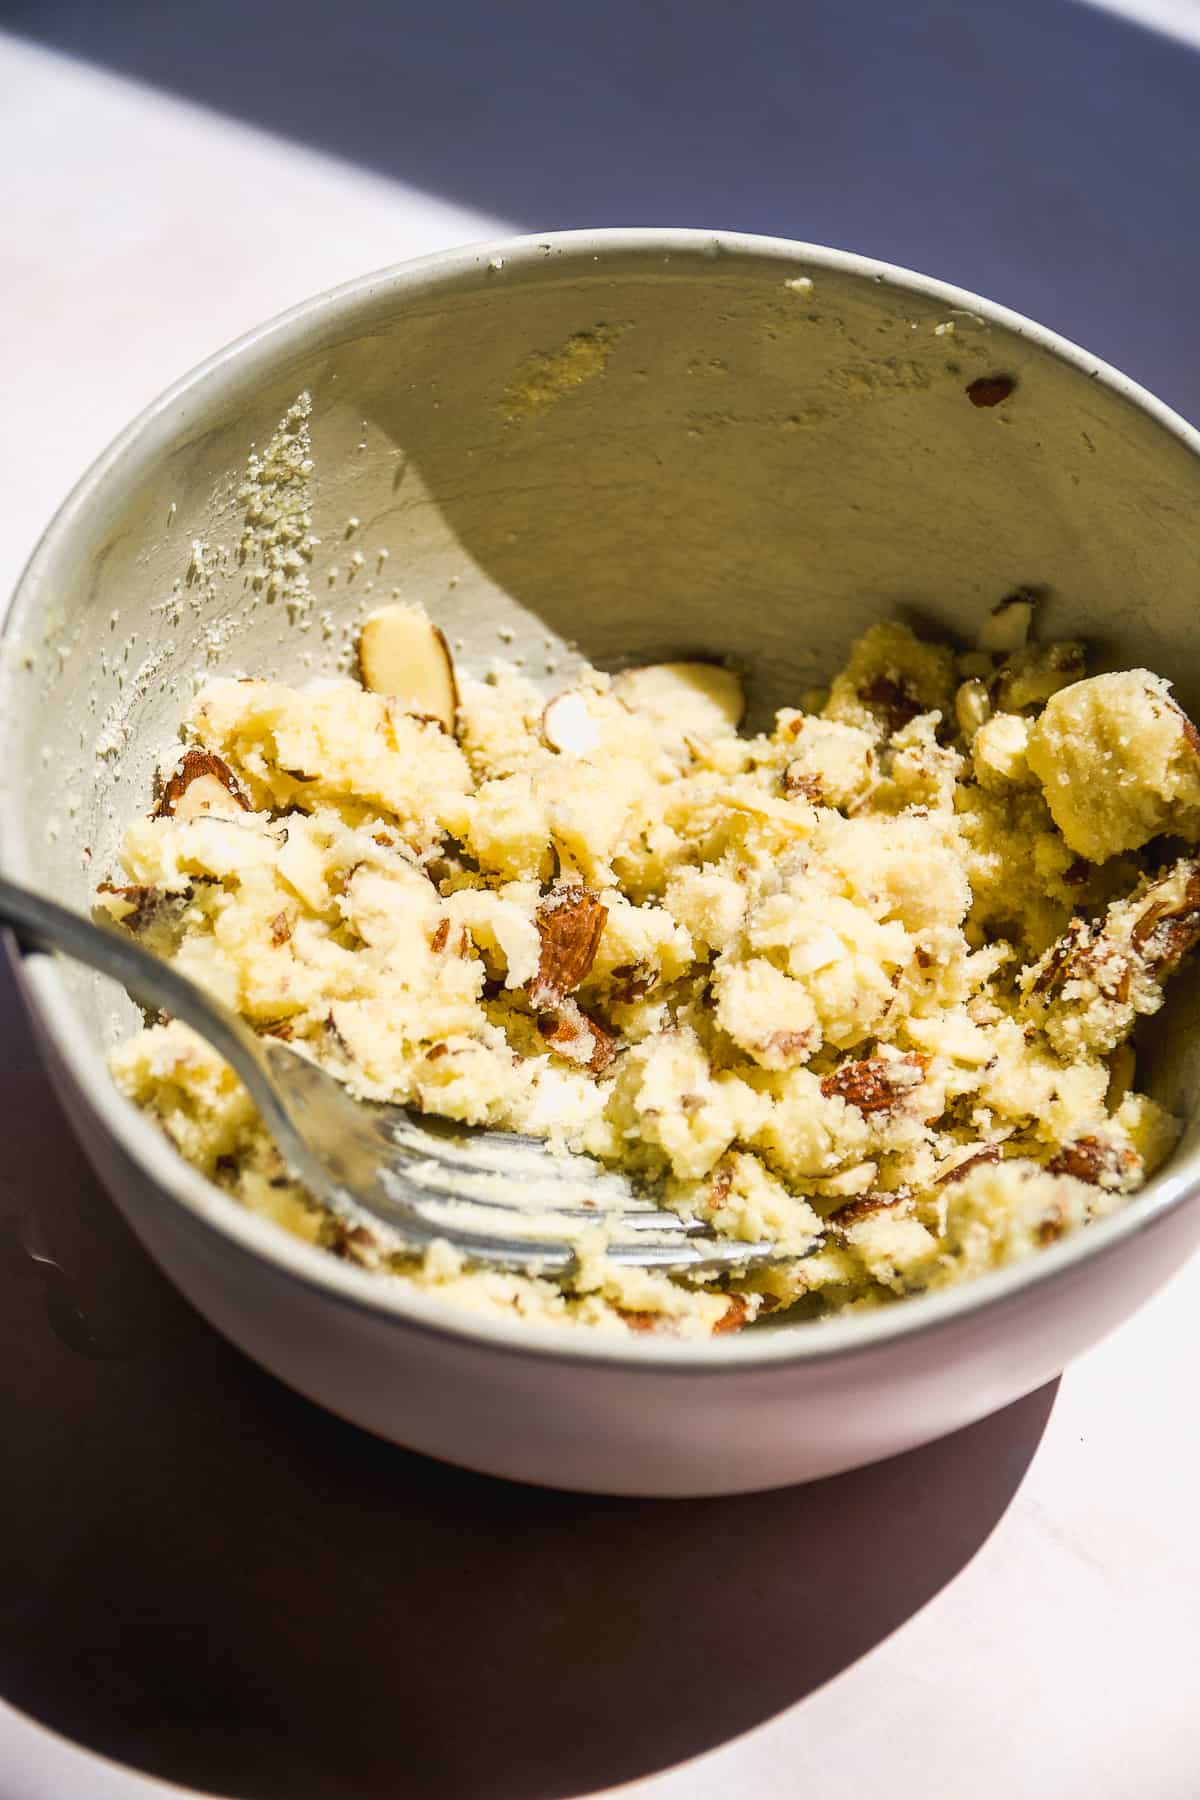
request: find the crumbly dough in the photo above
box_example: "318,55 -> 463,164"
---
101,606 -> 1200,1337
1026,670 -> 1200,861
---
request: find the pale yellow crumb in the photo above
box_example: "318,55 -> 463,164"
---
104,612 -> 1200,1337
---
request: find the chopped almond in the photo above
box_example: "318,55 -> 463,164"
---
1130,865 -> 1200,974
529,885 -> 608,1007
713,1295 -> 750,1334
96,882 -> 160,931
821,1053 -> 928,1114
829,1189 -> 913,1229
537,1003 -> 616,1074
609,962 -> 656,1004
936,1145 -> 1002,1186
1046,1135 -> 1138,1188
782,767 -> 823,803
857,673 -> 922,734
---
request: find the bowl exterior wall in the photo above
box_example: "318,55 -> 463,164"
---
25,984 -> 1200,1496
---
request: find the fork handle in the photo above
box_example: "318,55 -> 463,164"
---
0,872 -> 271,1103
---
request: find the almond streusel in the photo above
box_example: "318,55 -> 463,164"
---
101,599 -> 1199,1336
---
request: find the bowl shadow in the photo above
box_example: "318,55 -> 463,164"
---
0,957 -> 1057,1800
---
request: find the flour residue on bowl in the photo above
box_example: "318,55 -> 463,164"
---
502,326 -> 623,422
238,391 -> 319,620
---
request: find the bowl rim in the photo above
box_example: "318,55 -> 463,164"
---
6,223 -> 1200,1374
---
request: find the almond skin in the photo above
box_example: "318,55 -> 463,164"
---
936,1145 -> 1003,1186
1046,1135 -> 1138,1188
1130,865 -> 1200,973
828,1189 -> 913,1230
529,885 -> 608,1007
856,673 -> 923,734
1170,698 -> 1200,758
713,1295 -> 751,1334
95,882 -> 160,931
154,749 -> 249,819
820,1053 -> 928,1114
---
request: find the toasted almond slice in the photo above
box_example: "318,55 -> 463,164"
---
542,690 -> 601,755
357,603 -> 459,733
154,749 -> 250,819
613,661 -> 745,738
978,593 -> 1036,655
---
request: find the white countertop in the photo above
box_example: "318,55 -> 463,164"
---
3,10 -> 1200,1796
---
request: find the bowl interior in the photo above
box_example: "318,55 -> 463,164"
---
6,230 -> 1200,1263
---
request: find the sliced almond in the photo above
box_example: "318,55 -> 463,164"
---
276,823 -> 329,911
978,593 -> 1036,655
357,603 -> 458,733
954,677 -> 992,741
154,749 -> 250,820
613,661 -> 745,739
542,690 -> 601,755
529,885 -> 608,1007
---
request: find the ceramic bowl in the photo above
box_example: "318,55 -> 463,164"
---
5,229 -> 1200,1496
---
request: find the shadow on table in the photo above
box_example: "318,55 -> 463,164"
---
0,960 -> 1056,1800
5,0 -> 1200,423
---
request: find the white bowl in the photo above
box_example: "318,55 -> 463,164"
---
5,228 -> 1200,1496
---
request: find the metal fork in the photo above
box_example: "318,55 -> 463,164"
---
0,875 -> 773,1276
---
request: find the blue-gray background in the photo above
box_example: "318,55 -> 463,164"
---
5,0 -> 1200,420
